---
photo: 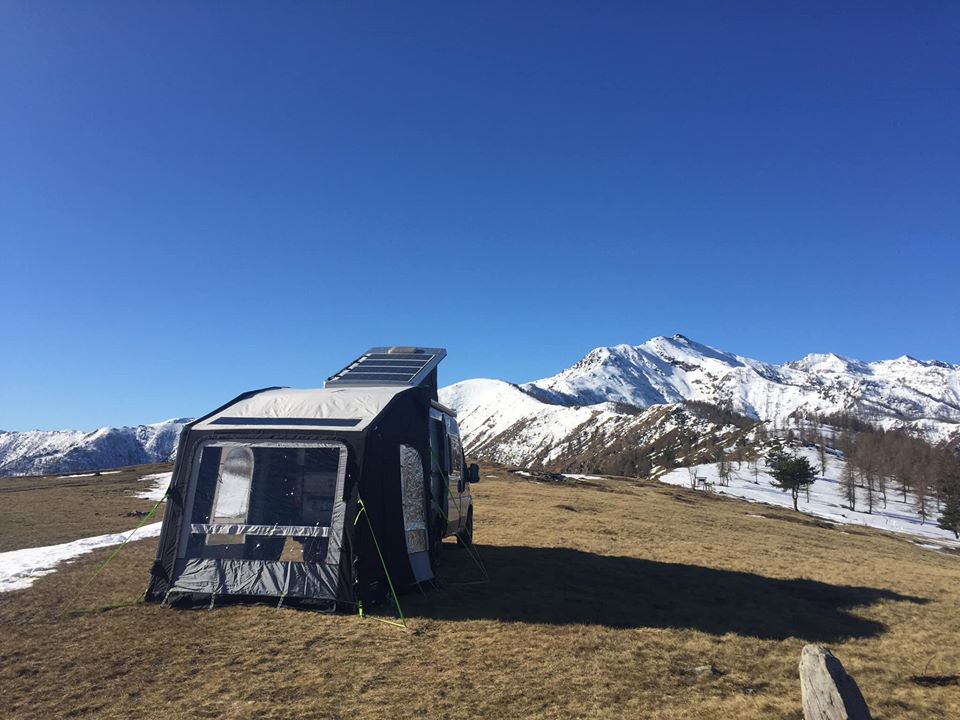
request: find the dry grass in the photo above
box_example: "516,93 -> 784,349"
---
0,464 -> 172,551
1,465 -> 959,719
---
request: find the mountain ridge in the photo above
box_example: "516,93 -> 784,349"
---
3,335 -> 958,477
440,335 -> 960,471
0,419 -> 188,477
520,335 -> 960,439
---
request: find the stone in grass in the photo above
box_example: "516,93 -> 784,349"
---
688,664 -> 723,677
799,644 -> 871,720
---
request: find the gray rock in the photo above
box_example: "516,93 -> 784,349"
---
799,644 -> 871,720
688,664 -> 722,676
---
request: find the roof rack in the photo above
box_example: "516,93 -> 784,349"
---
326,347 -> 447,396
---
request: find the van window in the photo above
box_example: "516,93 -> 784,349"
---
430,417 -> 448,474
449,435 -> 463,483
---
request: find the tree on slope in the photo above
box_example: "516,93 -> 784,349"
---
716,450 -> 733,487
842,460 -> 858,511
937,486 -> 960,539
915,476 -> 930,525
767,449 -> 818,512
937,467 -> 960,539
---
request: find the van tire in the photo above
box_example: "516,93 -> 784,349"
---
456,509 -> 473,547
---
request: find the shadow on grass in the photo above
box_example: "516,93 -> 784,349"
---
408,544 -> 926,641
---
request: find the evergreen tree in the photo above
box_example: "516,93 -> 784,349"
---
766,449 -> 818,511
937,485 -> 960,539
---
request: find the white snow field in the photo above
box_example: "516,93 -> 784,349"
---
135,471 -> 173,502
659,446 -> 960,549
0,522 -> 163,593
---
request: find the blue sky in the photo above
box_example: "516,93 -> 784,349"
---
1,2 -> 958,430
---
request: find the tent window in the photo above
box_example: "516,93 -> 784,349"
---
211,447 -> 253,524
183,442 -> 345,564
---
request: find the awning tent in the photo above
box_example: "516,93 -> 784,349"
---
147,348 -> 449,611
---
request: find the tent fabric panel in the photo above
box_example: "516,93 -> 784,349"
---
170,558 -> 339,599
351,387 -> 433,601
323,441 -> 350,572
192,387 -> 406,432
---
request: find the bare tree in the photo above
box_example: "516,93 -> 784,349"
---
842,459 -> 858,511
716,450 -> 732,487
915,478 -> 930,525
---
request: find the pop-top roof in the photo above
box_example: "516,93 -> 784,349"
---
326,347 -> 446,388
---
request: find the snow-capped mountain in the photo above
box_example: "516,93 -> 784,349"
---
522,335 -> 960,442
440,335 -> 960,470
0,419 -> 188,477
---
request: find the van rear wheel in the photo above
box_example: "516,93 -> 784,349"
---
456,509 -> 473,547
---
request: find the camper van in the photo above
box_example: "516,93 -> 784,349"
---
146,347 -> 479,611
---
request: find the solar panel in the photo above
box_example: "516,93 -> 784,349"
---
326,347 -> 447,388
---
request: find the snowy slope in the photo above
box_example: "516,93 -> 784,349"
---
522,335 -> 960,443
442,379 -> 618,465
440,379 -> 751,472
659,446 -> 960,549
0,419 -> 188,477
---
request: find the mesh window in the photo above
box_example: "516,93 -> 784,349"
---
184,443 -> 342,564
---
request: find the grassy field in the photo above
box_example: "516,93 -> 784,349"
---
1,464 -> 959,719
0,464 -> 171,552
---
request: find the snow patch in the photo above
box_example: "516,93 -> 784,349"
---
62,470 -> 123,478
0,522 -> 163,592
135,472 -> 173,502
